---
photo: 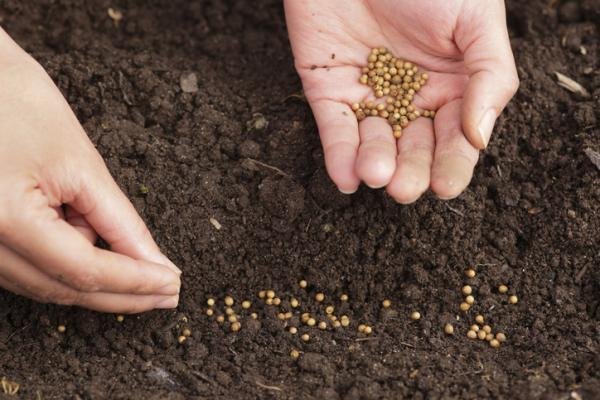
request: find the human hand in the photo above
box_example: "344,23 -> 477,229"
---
0,29 -> 180,313
285,0 -> 519,202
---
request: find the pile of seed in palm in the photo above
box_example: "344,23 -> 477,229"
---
352,47 -> 435,139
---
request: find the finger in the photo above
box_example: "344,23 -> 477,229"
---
3,187 -> 181,295
386,117 -> 435,204
411,71 -> 468,111
309,99 -> 361,193
65,206 -> 97,244
431,99 -> 479,199
0,243 -> 178,313
356,116 -> 397,189
69,167 -> 181,274
456,4 -> 520,149
0,274 -> 42,302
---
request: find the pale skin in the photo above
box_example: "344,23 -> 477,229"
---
0,0 -> 517,312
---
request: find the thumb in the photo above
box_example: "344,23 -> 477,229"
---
457,2 -> 520,149
70,165 -> 181,274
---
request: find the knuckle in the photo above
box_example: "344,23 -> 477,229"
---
68,270 -> 100,292
44,288 -> 80,306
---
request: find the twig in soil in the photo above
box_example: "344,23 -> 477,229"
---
554,72 -> 590,98
445,204 -> 465,217
575,264 -> 589,283
5,322 -> 31,344
255,381 -> 283,392
355,337 -> 379,342
244,158 -> 291,178
191,371 -> 214,384
1,377 -> 20,395
584,148 -> 600,170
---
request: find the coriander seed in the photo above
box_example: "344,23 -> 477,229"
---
444,324 -> 454,335
462,285 -> 472,295
301,333 -> 310,342
242,300 -> 251,309
231,322 -> 241,332
508,295 -> 518,304
465,295 -> 475,305
224,296 -> 234,306
498,285 -> 508,294
382,299 -> 392,308
465,269 -> 476,278
315,293 -> 325,302
116,315 -> 124,322
291,349 -> 300,359
410,311 -> 421,320
467,330 -> 478,339
475,315 -> 484,324
490,339 -> 500,348
289,327 -> 298,334
178,335 -> 187,344
57,325 -> 66,333
496,333 -> 507,342
207,298 -> 216,306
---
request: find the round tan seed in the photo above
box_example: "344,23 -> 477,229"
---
444,324 -> 454,335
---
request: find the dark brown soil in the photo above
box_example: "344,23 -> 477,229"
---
0,0 -> 599,399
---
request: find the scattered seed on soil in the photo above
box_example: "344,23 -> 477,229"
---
289,327 -> 298,334
508,295 -> 518,304
358,324 -> 366,333
475,315 -> 485,324
483,325 -> 492,334
382,299 -> 391,308
490,339 -> 501,348
467,330 -> 478,339
496,333 -> 507,342
333,321 -> 341,328
307,318 -> 316,327
231,322 -> 241,332
250,313 -> 258,320
206,309 -> 214,316
465,269 -> 476,278
486,333 -> 494,341
273,298 -> 281,306
258,291 -> 266,299
410,311 -> 421,320
340,316 -> 350,327
182,328 -> 191,337
471,324 -> 480,332
318,321 -> 327,330
224,296 -> 234,306
116,315 -> 124,322
498,285 -> 508,294
477,330 -> 487,340
340,294 -> 349,302
325,306 -> 334,314
364,326 -> 372,334
315,293 -> 325,302
178,335 -> 187,344
462,285 -> 472,295
299,280 -> 307,289
290,298 -> 299,308
301,334 -> 310,342
242,300 -> 251,309
460,302 -> 470,311
57,325 -> 66,333
217,315 -> 225,323
225,307 -> 234,316
228,315 -> 238,323
465,295 -> 475,305
290,349 -> 300,359
444,324 -> 454,335
207,298 -> 215,306
266,290 -> 275,299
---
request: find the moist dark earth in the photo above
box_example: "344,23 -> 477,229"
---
0,0 -> 599,399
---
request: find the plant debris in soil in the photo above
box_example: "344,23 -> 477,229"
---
0,0 -> 598,399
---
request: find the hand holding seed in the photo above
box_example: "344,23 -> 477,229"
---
285,0 -> 519,201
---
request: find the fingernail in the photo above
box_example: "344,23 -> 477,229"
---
478,109 -> 497,148
339,188 -> 357,195
158,281 -> 181,296
160,253 -> 182,275
155,295 -> 179,309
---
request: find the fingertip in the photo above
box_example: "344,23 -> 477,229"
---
356,142 -> 396,189
430,154 -> 475,200
386,159 -> 430,204
155,295 -> 179,310
324,142 -> 360,193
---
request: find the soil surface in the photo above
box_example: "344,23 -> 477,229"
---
0,0 -> 599,399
